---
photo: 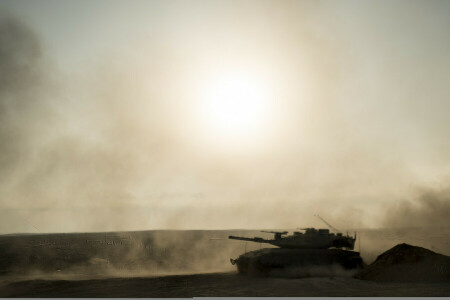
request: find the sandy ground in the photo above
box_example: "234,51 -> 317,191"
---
0,230 -> 449,297
1,271 -> 449,297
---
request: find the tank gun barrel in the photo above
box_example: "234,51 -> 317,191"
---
228,235 -> 267,243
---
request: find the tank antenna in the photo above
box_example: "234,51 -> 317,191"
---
314,214 -> 340,232
359,233 -> 361,253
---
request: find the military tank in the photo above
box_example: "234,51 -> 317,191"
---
229,216 -> 363,275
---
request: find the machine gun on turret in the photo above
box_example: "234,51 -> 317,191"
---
260,230 -> 288,240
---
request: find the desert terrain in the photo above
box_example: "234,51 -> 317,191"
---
0,229 -> 448,297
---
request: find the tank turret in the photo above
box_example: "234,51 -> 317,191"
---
229,228 -> 356,250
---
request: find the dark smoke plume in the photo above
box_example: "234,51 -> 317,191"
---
384,184 -> 450,228
0,16 -> 45,178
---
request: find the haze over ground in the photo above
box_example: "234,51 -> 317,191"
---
0,0 -> 449,234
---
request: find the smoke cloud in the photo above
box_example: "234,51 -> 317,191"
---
383,184 -> 450,228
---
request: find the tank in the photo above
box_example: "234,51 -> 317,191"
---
228,221 -> 362,275
229,228 -> 356,250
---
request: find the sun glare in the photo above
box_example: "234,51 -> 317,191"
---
199,72 -> 271,146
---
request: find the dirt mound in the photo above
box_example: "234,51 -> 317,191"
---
355,243 -> 450,282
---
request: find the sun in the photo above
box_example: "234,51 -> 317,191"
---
207,79 -> 263,132
199,72 -> 271,146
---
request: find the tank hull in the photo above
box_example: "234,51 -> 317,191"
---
232,248 -> 363,275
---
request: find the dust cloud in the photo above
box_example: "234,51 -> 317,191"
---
0,13 -> 175,233
383,184 -> 450,229
0,230 -> 264,280
0,1 -> 450,235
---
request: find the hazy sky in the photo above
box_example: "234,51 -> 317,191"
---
0,0 -> 449,233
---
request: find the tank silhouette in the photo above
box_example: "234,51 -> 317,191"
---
228,216 -> 362,275
229,228 -> 356,250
